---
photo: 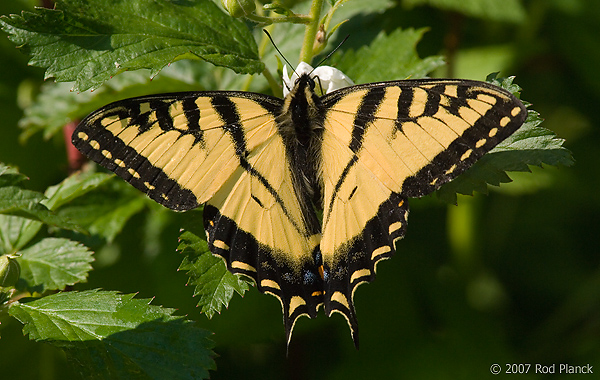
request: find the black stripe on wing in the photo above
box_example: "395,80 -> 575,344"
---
72,100 -> 201,211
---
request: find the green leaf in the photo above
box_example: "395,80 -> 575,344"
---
42,171 -> 114,211
0,165 -> 87,246
328,0 -> 395,29
436,76 -> 575,204
0,0 -> 262,92
0,186 -> 43,210
0,167 -> 43,253
0,186 -> 85,233
9,290 -> 215,379
403,0 -> 526,23
0,163 -> 28,187
334,28 -> 445,84
88,196 -> 146,243
55,179 -> 147,242
0,215 -> 42,254
178,211 -> 250,319
17,237 -> 94,292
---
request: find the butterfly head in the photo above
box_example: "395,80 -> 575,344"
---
282,62 -> 354,98
294,73 -> 317,96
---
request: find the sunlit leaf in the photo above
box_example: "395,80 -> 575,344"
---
0,215 -> 42,254
334,28 -> 445,84
10,290 -> 215,379
0,0 -> 262,91
178,211 -> 250,319
17,238 -> 94,292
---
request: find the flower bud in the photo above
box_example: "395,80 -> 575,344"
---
222,0 -> 256,18
312,25 -> 327,56
0,255 -> 20,287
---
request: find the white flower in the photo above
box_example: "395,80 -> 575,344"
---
282,61 -> 354,97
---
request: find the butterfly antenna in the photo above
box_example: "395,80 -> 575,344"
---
263,30 -> 297,92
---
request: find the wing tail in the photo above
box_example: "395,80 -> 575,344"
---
204,205 -> 324,350
322,193 -> 409,347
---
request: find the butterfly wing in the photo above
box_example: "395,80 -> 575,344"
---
319,79 -> 527,344
72,92 -> 323,342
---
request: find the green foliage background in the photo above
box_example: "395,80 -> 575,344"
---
0,0 -> 597,379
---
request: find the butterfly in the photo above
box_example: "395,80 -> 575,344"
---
72,63 -> 527,348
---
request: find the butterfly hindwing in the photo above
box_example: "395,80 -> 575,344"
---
318,79 -> 527,342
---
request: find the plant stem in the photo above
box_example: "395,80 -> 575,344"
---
299,0 -> 325,64
246,13 -> 311,24
262,67 -> 281,97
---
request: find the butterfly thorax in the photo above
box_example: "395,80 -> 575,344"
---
282,74 -> 324,141
277,73 -> 325,224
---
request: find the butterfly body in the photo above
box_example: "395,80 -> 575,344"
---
73,71 -> 527,347
278,74 -> 325,213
